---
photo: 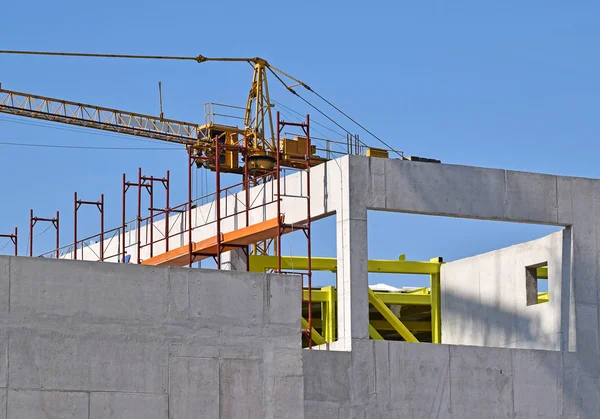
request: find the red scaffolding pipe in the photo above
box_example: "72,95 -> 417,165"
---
30,209 -> 59,258
276,111 -> 313,348
74,192 -> 105,261
0,227 -> 18,256
141,171 -> 170,257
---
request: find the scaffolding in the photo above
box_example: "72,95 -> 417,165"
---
0,227 -> 18,256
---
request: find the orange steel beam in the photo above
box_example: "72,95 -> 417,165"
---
142,217 -> 287,267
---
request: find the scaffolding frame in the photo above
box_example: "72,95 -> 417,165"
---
29,209 -> 59,258
276,112 -> 313,348
0,227 -> 18,256
74,192 -> 105,261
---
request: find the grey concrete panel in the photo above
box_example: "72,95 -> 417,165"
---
265,274 -> 301,326
373,341 -> 390,411
9,257 -> 169,322
572,251 -> 598,306
167,268 -> 190,324
349,340 -> 375,405
573,304 -> 600,376
90,393 -> 168,419
504,170 -> 558,224
389,342 -> 450,418
512,349 -> 562,419
449,345 -> 513,418
168,357 -> 219,419
220,359 -> 264,419
303,350 -> 351,403
188,270 -> 264,327
268,375 -> 304,419
442,232 -> 566,351
8,389 -> 88,419
303,401 -> 339,419
383,159 -> 508,221
0,257 -> 9,312
9,329 -> 168,393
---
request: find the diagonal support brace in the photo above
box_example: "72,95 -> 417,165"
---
368,288 -> 418,343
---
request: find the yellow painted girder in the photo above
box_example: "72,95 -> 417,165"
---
368,289 -> 418,343
369,324 -> 384,340
302,289 -> 432,306
301,318 -> 326,345
249,255 -> 442,274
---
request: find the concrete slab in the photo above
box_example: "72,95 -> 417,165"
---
449,345 -> 513,418
168,357 -> 219,419
8,389 -> 88,419
220,359 -> 264,419
389,342 -> 450,418
512,349 -> 562,419
90,392 -> 168,419
9,257 -> 169,322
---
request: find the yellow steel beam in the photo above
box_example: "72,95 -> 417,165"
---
311,319 -> 432,332
250,255 -> 442,275
537,267 -> 548,279
430,257 -> 442,344
368,289 -> 418,343
323,286 -> 336,342
538,292 -> 549,303
369,324 -> 384,340
374,292 -> 431,306
301,318 -> 326,346
302,289 -> 330,303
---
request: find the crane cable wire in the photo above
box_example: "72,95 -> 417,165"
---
0,141 -> 181,151
0,49 -> 402,156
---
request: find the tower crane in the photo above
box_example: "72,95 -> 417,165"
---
0,51 -> 337,174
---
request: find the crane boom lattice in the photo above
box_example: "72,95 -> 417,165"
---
0,87 -> 198,146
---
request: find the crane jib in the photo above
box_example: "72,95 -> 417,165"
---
0,88 -> 197,146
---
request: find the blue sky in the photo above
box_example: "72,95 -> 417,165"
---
1,1 -> 598,287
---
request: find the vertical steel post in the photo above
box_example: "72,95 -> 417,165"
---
305,114 -> 313,349
165,170 -> 170,252
149,180 -> 154,258
122,173 -> 126,263
187,148 -> 193,268
73,192 -> 78,260
136,167 -> 142,264
55,211 -> 59,259
276,112 -> 282,272
215,137 -> 222,269
100,193 -> 105,261
29,209 -> 33,257
430,257 -> 442,343
14,227 -> 18,256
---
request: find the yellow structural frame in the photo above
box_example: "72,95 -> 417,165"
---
250,255 -> 549,345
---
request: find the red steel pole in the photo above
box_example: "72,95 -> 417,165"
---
188,149 -> 193,267
29,209 -> 33,257
276,112 -> 282,273
306,114 -> 313,349
100,193 -> 105,261
74,192 -> 78,260
215,137 -> 221,269
122,173 -> 126,263
165,170 -> 170,252
55,211 -> 60,259
137,167 -> 142,264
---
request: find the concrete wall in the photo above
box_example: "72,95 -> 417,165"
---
441,230 -> 570,350
304,340 -> 599,418
0,255 -> 303,419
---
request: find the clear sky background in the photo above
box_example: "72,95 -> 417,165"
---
1,1 -> 598,287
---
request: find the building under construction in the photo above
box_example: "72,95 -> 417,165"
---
0,50 -> 597,418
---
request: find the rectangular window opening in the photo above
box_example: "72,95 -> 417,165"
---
526,262 -> 549,306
